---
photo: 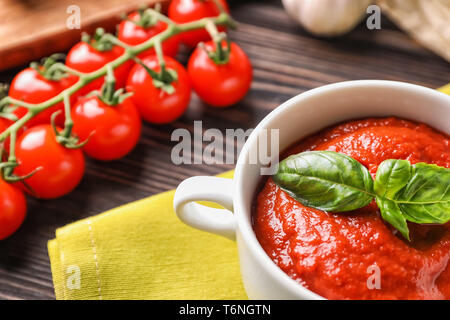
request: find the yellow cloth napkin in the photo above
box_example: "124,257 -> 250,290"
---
48,171 -> 247,300
49,86 -> 449,300
439,83 -> 450,95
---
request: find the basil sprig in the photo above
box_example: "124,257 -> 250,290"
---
273,151 -> 450,241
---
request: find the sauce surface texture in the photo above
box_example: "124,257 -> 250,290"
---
253,117 -> 450,299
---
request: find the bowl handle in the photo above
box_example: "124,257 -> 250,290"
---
173,176 -> 236,241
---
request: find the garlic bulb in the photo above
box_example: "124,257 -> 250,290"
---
282,0 -> 373,36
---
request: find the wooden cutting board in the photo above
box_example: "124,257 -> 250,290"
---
0,0 -> 167,71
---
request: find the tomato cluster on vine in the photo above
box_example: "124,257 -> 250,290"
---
0,0 -> 252,240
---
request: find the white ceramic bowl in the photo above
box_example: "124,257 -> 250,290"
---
174,80 -> 450,300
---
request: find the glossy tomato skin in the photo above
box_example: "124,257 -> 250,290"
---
118,12 -> 180,58
71,96 -> 142,161
0,118 -> 14,152
9,68 -> 78,127
0,178 -> 27,240
0,118 -> 8,140
126,55 -> 191,124
168,0 -> 229,48
188,41 -> 252,107
15,125 -> 85,199
0,118 -> 10,132
66,42 -> 133,96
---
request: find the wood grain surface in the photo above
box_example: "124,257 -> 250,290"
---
0,0 -> 449,300
0,0 -> 167,70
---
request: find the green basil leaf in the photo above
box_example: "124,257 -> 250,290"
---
273,151 -> 449,242
374,160 -> 450,224
273,151 -> 374,212
374,159 -> 412,199
375,196 -> 410,241
397,163 -> 450,224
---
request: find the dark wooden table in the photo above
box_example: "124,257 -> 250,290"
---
0,0 -> 449,300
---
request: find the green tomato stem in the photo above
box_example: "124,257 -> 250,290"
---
61,94 -> 73,138
0,11 -> 234,143
0,10 -> 235,181
205,20 -> 230,64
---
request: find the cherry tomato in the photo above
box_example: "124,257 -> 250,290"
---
187,41 -> 252,107
0,119 -> 25,155
0,118 -> 9,133
126,55 -> 191,124
168,0 -> 229,48
15,125 -> 85,199
0,118 -> 13,151
71,95 -> 142,161
66,42 -> 133,96
118,11 -> 180,58
8,68 -> 78,127
0,178 -> 27,240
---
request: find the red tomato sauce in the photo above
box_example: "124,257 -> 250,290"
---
253,117 -> 450,300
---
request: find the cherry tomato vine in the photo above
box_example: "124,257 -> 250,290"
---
0,1 -> 252,239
